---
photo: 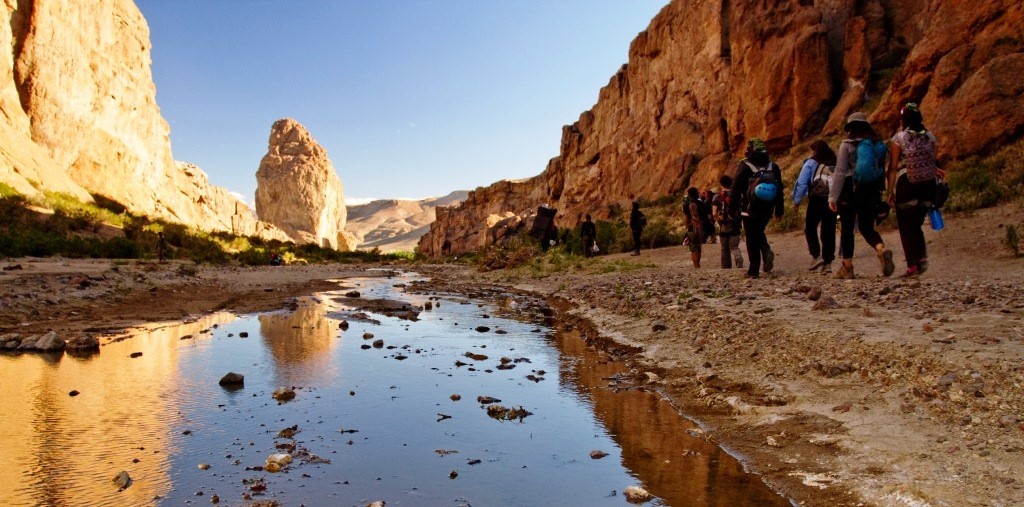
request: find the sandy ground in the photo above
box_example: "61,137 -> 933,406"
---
1,202 -> 1022,506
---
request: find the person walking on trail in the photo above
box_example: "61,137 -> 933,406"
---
698,190 -> 716,244
829,112 -> 896,279
580,214 -> 597,258
629,201 -> 646,256
733,138 -> 784,279
793,140 -> 838,274
684,187 -> 703,268
713,175 -> 744,269
887,102 -> 945,277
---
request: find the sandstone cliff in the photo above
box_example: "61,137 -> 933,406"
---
0,0 -> 283,241
256,119 -> 354,251
421,0 -> 1024,256
345,191 -> 468,253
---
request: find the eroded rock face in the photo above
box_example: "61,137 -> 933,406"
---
421,0 -> 1024,256
0,1 -> 285,241
255,119 -> 352,250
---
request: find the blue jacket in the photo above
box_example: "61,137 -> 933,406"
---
791,158 -> 818,205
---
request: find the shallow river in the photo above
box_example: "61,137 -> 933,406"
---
0,273 -> 789,506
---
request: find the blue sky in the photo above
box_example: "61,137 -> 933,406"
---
136,1 -> 667,204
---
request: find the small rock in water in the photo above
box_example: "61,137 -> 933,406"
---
238,332 -> 249,338
476,396 -> 501,405
272,387 -> 296,402
112,470 -> 131,490
590,450 -> 609,459
372,339 -> 384,348
366,502 -> 386,507
68,390 -> 80,397
339,321 -> 350,330
623,485 -> 651,503
464,352 -> 488,361
475,326 -> 490,333
264,453 -> 292,473
66,335 -> 100,352
129,352 -> 143,358
218,372 -> 244,386
363,332 -> 374,340
360,344 -> 371,349
450,394 -> 461,401
197,463 -> 210,470
449,470 -> 458,479
345,291 -> 361,298
276,425 -> 300,439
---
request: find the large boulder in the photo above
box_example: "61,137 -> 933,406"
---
255,119 -> 353,251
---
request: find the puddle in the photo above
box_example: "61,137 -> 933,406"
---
0,273 -> 789,506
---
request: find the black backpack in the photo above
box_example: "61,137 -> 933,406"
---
808,160 -> 832,199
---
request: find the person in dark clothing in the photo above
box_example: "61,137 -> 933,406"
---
733,138 -> 784,278
629,201 -> 646,256
580,214 -> 597,258
157,231 -> 166,262
684,187 -> 703,267
698,190 -> 716,244
713,175 -> 743,269
828,112 -> 896,279
887,102 -> 945,277
792,140 -> 838,274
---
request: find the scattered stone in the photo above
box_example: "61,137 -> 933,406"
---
435,449 -> 459,455
1000,415 -> 1020,428
623,485 -> 652,503
485,404 -> 532,421
2,264 -> 23,271
476,396 -> 501,405
276,425 -> 299,439
807,287 -> 822,301
112,470 -> 131,490
264,453 -> 292,473
464,352 -> 488,361
651,322 -> 668,332
475,326 -> 490,333
363,332 -> 374,340
218,372 -> 244,386
366,502 -> 386,507
590,450 -> 609,459
197,463 -> 210,470
449,470 -> 458,479
361,344 -> 371,350
19,331 -> 66,352
372,339 -> 384,348
812,295 -> 839,310
68,390 -> 80,397
753,307 -> 773,314
339,321 -> 350,330
129,352 -> 143,358
832,402 -> 853,413
937,373 -> 958,387
65,335 -> 100,352
345,291 -> 361,298
642,372 -> 660,384
424,302 -> 433,310
272,387 -> 296,402
467,459 -> 481,465
238,332 -> 249,338
450,394 -> 461,401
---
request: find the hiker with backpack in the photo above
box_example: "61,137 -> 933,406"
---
629,201 -> 647,256
580,214 -> 597,258
684,187 -> 703,267
793,140 -> 838,274
733,138 -> 784,279
698,190 -> 716,244
828,112 -> 896,279
887,102 -> 946,277
713,175 -> 744,269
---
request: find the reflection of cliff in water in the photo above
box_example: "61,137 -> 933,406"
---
0,312 -> 234,506
554,328 -> 789,507
259,297 -> 341,386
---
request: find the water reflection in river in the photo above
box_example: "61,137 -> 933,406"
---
0,275 -> 787,506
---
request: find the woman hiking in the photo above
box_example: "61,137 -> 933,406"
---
887,102 -> 945,277
793,140 -> 838,274
734,138 -> 784,279
684,187 -> 703,267
828,112 -> 896,279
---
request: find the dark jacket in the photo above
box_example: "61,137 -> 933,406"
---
733,159 -> 784,219
629,209 -> 646,231
580,220 -> 596,239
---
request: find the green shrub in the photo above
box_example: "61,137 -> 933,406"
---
945,156 -> 1004,211
0,181 -> 19,198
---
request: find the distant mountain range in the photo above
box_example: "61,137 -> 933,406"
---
345,191 -> 468,253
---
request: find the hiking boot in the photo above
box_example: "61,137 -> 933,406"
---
744,272 -> 759,279
917,259 -> 928,275
631,251 -> 640,256
808,257 -> 824,271
834,264 -> 855,280
879,249 -> 895,277
764,250 -> 775,273
821,262 -> 832,274
901,265 -> 920,278
736,257 -> 744,269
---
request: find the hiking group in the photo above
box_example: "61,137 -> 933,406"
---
627,102 -> 946,279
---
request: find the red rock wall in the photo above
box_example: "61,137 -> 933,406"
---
420,0 -> 1023,256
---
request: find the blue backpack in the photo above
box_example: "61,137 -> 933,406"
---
852,138 -> 887,184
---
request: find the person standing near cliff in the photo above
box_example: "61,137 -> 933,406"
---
580,214 -> 597,258
629,201 -> 646,256
887,102 -> 945,277
829,112 -> 895,279
733,138 -> 784,278
684,187 -> 703,267
713,175 -> 744,269
792,140 -> 838,274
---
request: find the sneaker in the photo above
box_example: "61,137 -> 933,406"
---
764,250 -> 775,273
808,257 -> 824,271
631,251 -> 640,256
744,272 -> 759,279
901,265 -> 920,278
834,264 -> 855,279
821,262 -> 832,274
879,249 -> 895,277
736,258 -> 744,269
917,259 -> 928,275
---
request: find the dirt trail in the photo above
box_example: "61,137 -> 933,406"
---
1,203 -> 1022,506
